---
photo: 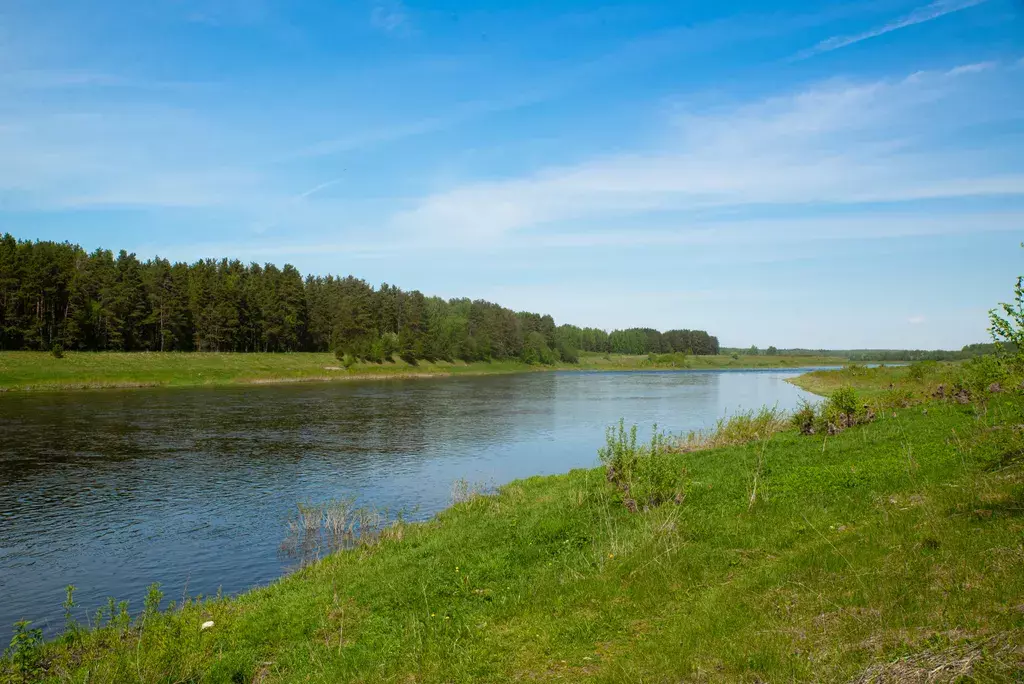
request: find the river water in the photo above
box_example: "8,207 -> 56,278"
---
0,369 -> 822,637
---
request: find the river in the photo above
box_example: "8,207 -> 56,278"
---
0,369 -> 822,638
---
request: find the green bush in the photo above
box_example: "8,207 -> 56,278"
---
599,420 -> 684,511
958,355 -> 1006,393
907,360 -> 937,381
381,332 -> 399,362
51,343 -> 64,359
827,386 -> 859,417
794,386 -> 869,435
791,400 -> 817,435
989,265 -> 1024,370
557,341 -> 579,364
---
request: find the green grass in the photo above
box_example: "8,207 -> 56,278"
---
789,362 -> 946,399
790,358 -> 1022,404
0,351 -> 846,392
0,352 -> 552,392
10,371 -> 1024,682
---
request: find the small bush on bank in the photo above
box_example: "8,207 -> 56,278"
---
907,360 -> 938,381
599,421 -> 685,512
51,343 -> 64,359
792,400 -> 817,435
791,387 -> 873,436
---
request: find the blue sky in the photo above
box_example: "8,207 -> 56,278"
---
1,0 -> 1022,348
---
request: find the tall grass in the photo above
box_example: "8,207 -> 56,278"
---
279,499 -> 408,568
673,406 -> 789,452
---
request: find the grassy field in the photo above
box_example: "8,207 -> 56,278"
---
790,359 -> 1017,402
7,366 -> 1023,682
0,351 -> 848,392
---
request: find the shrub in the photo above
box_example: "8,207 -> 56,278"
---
51,343 -> 64,359
907,360 -> 937,381
827,386 -> 859,417
333,350 -> 356,369
599,420 -> 685,511
989,264 -> 1024,369
381,333 -> 399,362
958,355 -> 1006,394
557,341 -> 579,364
143,583 -> 164,619
366,338 -> 385,364
791,400 -> 817,435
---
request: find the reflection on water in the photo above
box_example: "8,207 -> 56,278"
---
0,369 -> 820,638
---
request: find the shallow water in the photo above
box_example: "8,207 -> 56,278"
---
0,369 -> 822,638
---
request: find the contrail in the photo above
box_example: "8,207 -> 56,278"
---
795,0 -> 989,60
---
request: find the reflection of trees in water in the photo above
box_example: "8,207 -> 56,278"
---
0,374 -> 551,486
278,499 -> 410,570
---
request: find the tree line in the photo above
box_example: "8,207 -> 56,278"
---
720,345 -> 1004,361
555,326 -> 719,356
0,234 -> 719,363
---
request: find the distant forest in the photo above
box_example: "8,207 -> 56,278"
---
722,344 -> 1004,362
0,234 -> 720,362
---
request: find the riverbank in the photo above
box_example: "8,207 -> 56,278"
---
8,366 -> 1023,682
0,351 -> 849,392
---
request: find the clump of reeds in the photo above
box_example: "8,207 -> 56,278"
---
279,499 -> 407,569
450,478 -> 496,505
673,406 -> 788,453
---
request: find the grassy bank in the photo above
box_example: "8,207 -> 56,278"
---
8,369 -> 1023,682
790,358 -> 1019,402
0,351 -> 847,392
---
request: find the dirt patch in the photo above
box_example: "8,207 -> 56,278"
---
851,632 -> 1023,683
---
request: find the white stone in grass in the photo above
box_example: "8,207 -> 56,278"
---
200,620 -> 214,630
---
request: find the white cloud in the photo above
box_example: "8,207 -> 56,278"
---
797,0 -> 989,59
370,0 -> 411,34
390,63 -> 1024,242
908,315 -> 927,324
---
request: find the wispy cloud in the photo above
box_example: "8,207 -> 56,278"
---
797,0 -> 989,59
370,0 -> 412,34
293,88 -> 553,158
390,62 -> 1023,242
908,315 -> 927,324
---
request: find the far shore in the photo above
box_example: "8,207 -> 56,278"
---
0,351 -> 854,393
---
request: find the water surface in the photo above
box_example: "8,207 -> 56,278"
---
0,369 -> 820,637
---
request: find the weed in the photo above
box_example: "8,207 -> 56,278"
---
3,621 -> 43,683
61,585 -> 77,637
143,583 -> 164,619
